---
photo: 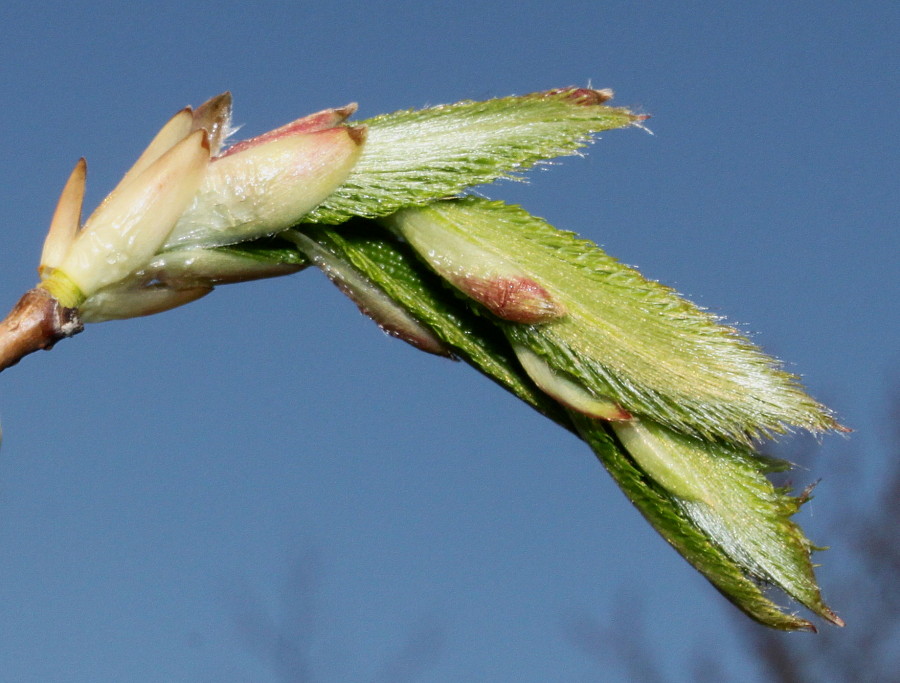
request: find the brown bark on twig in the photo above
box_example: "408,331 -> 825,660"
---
0,288 -> 82,372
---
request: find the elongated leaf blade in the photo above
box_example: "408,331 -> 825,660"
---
384,198 -> 839,443
304,88 -> 639,224
292,222 -> 568,423
288,221 -> 838,630
573,414 -> 829,631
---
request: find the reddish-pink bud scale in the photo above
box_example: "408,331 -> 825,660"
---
538,87 -> 615,106
218,104 -> 357,159
454,274 -> 565,323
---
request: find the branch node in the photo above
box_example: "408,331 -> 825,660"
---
0,288 -> 83,372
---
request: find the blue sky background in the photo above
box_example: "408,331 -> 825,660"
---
0,1 -> 896,681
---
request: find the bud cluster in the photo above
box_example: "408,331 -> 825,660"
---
38,93 -> 365,320
3,88 -> 844,631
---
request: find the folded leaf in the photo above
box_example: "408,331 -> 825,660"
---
287,220 -> 839,630
384,197 -> 839,443
573,414 -> 835,631
290,222 -> 570,425
303,88 -> 639,224
607,417 -> 841,627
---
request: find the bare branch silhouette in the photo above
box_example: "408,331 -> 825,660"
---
230,548 -> 445,683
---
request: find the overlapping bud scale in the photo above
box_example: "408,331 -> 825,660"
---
37,94 -> 366,319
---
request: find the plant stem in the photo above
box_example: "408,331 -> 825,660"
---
0,288 -> 82,372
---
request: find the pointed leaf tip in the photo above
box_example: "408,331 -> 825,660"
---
119,107 -> 194,185
40,157 -> 87,275
192,91 -> 233,155
827,611 -> 846,628
345,124 -> 368,146
541,87 -> 615,105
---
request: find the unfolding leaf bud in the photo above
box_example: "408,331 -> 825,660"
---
385,204 -> 566,323
40,130 -> 211,308
165,122 -> 366,249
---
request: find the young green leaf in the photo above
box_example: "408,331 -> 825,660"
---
289,222 -> 571,425
573,414 -> 836,631
303,88 -> 639,224
608,417 -> 841,627
384,197 -> 840,443
288,220 -> 839,630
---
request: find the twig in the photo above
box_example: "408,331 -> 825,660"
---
0,288 -> 82,372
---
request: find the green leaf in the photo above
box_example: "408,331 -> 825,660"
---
303,88 -> 639,224
289,219 -> 840,630
384,197 -> 840,443
605,417 -> 841,627
290,222 -> 570,425
573,414 -> 834,631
